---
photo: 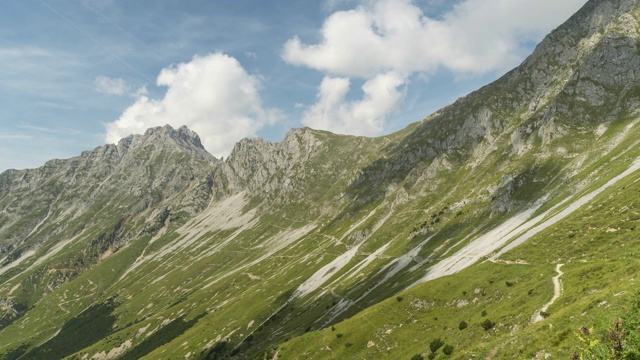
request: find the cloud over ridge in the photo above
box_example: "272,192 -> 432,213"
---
284,0 -> 586,136
105,53 -> 277,158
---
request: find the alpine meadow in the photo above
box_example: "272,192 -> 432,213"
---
4,0 -> 640,359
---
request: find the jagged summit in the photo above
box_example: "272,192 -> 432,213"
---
112,124 -> 215,162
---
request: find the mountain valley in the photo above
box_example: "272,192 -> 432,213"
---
3,1 -> 640,359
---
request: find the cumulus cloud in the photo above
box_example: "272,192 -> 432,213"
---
284,0 -> 586,135
302,72 -> 405,135
104,53 -> 277,158
285,0 -> 586,77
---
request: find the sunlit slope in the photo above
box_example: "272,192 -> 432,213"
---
2,0 -> 640,359
278,128 -> 640,359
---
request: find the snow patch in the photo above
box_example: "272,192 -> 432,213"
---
344,241 -> 392,281
292,244 -> 362,299
414,157 -> 640,286
91,339 -> 132,360
31,231 -> 84,268
415,202 -> 544,284
8,283 -> 21,295
0,249 -> 36,277
137,323 -> 151,338
158,192 -> 257,259
495,157 -> 640,257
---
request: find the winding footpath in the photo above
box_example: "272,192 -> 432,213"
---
532,263 -> 564,323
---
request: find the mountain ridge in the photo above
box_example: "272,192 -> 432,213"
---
3,0 -> 640,358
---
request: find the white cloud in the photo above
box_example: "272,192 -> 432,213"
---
94,76 -> 128,95
95,76 -> 148,97
284,0 -> 586,135
104,53 -> 277,158
284,0 -> 586,77
302,72 -> 405,135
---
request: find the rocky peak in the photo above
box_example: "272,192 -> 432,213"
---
216,127 -> 323,197
335,0 -> 640,212
411,0 -> 640,145
0,124 -> 218,256
115,124 -> 216,163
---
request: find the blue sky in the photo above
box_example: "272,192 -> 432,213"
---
0,0 -> 587,171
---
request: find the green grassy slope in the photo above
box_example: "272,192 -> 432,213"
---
3,1 -> 640,359
278,142 -> 640,359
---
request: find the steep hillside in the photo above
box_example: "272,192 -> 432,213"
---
280,134 -> 640,359
0,125 -> 217,328
2,0 -> 640,359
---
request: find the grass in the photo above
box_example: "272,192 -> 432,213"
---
4,11 -> 640,358
277,138 -> 640,358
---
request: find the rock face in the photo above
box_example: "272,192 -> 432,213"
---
2,0 -> 640,359
0,124 -> 216,251
340,0 -> 640,213
0,125 -> 217,326
215,128 -> 323,196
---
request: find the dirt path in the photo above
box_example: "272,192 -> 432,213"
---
532,264 -> 564,323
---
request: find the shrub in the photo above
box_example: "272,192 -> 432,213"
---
345,343 -> 353,348
428,353 -> 436,360
443,344 -> 454,355
459,321 -> 468,330
397,296 -> 404,302
411,355 -> 424,360
481,319 -> 495,331
505,281 -> 514,287
481,310 -> 487,317
429,338 -> 444,353
336,333 -> 343,339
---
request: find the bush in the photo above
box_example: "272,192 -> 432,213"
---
505,281 -> 514,287
459,320 -> 468,330
481,310 -> 487,317
443,344 -> 454,355
336,333 -> 343,338
428,353 -> 436,360
481,319 -> 495,331
429,338 -> 444,353
411,355 -> 424,360
397,296 -> 404,302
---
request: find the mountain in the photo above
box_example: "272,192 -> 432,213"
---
3,0 -> 640,359
0,125 -> 216,324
